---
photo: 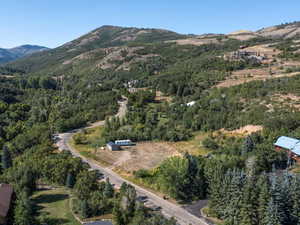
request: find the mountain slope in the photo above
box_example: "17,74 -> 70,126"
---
6,22 -> 300,76
0,45 -> 48,64
0,48 -> 16,64
257,21 -> 300,39
6,26 -> 186,74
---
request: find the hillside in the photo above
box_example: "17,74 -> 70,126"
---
0,44 -> 48,64
258,21 -> 300,39
7,25 -> 185,74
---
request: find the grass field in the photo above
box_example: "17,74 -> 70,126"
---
32,188 -> 81,225
171,131 -> 212,156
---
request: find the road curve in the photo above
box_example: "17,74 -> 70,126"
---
56,98 -> 210,225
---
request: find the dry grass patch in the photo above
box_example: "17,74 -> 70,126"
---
170,132 -> 212,156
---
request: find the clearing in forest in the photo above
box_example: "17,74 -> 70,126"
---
70,127 -> 181,173
218,125 -> 263,136
31,188 -> 80,225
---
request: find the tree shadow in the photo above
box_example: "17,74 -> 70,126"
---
34,194 -> 69,204
41,217 -> 70,225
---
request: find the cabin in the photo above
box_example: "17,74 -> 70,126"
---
115,140 -> 134,146
106,142 -> 120,151
274,136 -> 300,163
0,184 -> 13,225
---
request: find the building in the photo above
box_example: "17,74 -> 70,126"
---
274,136 -> 300,163
186,101 -> 196,107
115,140 -> 134,146
0,184 -> 13,225
106,142 -> 120,151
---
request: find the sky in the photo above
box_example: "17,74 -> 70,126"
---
1,0 -> 300,48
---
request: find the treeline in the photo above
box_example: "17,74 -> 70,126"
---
209,170 -> 300,225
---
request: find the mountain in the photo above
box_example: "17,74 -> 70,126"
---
6,26 -> 186,74
6,22 -> 300,76
0,45 -> 49,64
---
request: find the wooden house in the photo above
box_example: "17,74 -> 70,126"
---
274,136 -> 300,164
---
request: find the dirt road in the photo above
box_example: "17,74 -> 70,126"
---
56,97 -> 210,225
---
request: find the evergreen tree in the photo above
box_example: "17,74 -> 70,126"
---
262,198 -> 281,225
2,145 -> 12,170
104,178 -> 114,198
14,192 -> 33,225
257,174 -> 271,225
290,176 -> 300,225
239,177 -> 258,225
66,172 -> 75,188
80,200 -> 89,218
242,135 -> 254,155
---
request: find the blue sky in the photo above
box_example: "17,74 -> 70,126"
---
1,0 -> 300,48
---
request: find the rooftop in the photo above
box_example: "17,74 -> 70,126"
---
0,184 -> 13,218
274,136 -> 300,155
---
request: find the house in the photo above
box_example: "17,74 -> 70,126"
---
115,140 -> 134,146
0,184 -> 13,225
106,142 -> 120,151
274,136 -> 300,163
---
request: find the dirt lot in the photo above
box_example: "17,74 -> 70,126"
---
87,142 -> 181,174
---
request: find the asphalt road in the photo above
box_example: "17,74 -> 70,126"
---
56,98 -> 210,225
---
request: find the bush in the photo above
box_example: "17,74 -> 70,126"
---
202,137 -> 219,150
73,133 -> 88,145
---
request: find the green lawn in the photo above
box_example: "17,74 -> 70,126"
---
32,188 -> 81,225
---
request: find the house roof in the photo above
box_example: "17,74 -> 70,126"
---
274,136 -> 300,155
0,184 -> 13,218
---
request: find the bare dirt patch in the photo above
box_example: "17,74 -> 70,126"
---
114,142 -> 181,173
167,38 -> 219,46
219,125 -> 263,136
271,93 -> 300,110
155,91 -> 172,102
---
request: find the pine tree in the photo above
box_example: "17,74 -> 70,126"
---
14,192 -> 33,225
290,176 -> 300,225
2,145 -> 12,170
80,200 -> 89,218
223,169 -> 245,224
262,198 -> 281,225
269,175 -> 286,225
239,176 -> 258,225
257,174 -> 271,225
66,172 -> 75,188
104,178 -> 114,198
242,135 -> 254,155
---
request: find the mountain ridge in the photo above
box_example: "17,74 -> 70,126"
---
5,21 -> 300,74
0,44 -> 49,64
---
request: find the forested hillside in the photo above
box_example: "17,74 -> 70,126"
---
2,23 -> 300,225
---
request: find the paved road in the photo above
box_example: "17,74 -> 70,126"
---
56,98 -> 210,225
